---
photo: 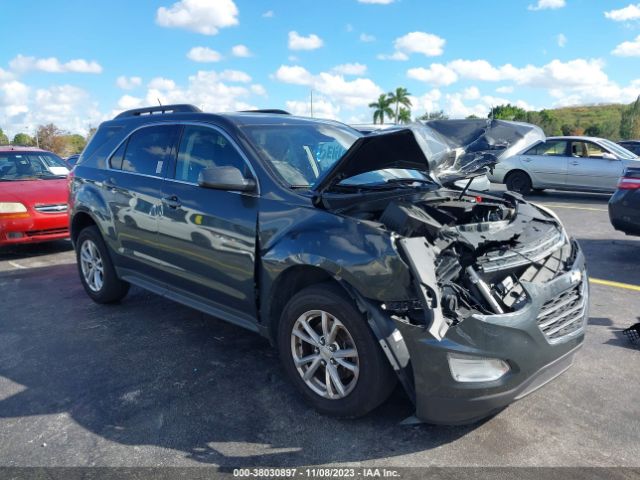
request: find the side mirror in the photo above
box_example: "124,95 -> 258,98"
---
198,166 -> 256,192
602,152 -> 617,160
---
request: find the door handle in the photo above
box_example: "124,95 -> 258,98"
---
570,161 -> 580,166
522,157 -> 532,162
162,195 -> 182,209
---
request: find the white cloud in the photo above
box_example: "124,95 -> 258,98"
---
250,84 -> 266,96
187,46 -> 223,63
148,77 -> 176,90
605,4 -> 640,21
231,44 -> 252,57
377,52 -> 409,61
286,97 -> 340,119
557,33 -> 567,47
117,94 -> 143,110
219,69 -> 252,83
463,86 -> 481,100
409,89 -> 442,115
288,31 -> 324,50
496,86 -> 514,94
262,10 -> 274,18
156,0 -> 239,35
0,80 -> 30,118
407,64 -> 458,86
273,65 -> 315,85
394,31 -> 445,57
9,55 -> 102,74
116,76 -> 142,90
528,0 -> 566,11
331,63 -> 367,75
357,0 -> 394,3
612,35 -> 640,56
274,65 -> 382,108
359,33 -> 375,42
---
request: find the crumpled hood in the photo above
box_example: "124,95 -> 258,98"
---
312,119 -> 545,193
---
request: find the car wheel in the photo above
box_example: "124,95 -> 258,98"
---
76,226 -> 129,303
277,283 -> 396,418
505,171 -> 532,195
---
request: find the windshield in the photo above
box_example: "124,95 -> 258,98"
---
600,139 -> 638,160
0,152 -> 69,181
242,123 -> 430,188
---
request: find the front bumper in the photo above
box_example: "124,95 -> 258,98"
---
393,243 -> 588,425
0,213 -> 69,246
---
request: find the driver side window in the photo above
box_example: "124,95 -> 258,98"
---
174,126 -> 249,184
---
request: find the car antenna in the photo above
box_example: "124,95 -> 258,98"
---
157,98 -> 163,106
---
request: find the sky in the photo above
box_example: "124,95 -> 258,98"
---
2,0 -> 640,137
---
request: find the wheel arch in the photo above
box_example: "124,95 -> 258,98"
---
70,210 -> 98,246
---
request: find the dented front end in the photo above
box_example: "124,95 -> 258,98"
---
342,189 -> 588,424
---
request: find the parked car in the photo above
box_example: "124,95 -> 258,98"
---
609,166 -> 640,236
618,140 -> 640,156
0,146 -> 70,246
489,135 -> 640,194
70,106 -> 587,424
351,123 -> 491,191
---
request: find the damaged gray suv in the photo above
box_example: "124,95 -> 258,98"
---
69,105 -> 588,424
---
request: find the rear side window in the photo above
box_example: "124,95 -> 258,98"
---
525,140 -> 567,156
174,125 -> 249,183
117,125 -> 180,177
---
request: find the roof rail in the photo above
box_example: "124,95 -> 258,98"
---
240,109 -> 291,115
115,104 -> 202,119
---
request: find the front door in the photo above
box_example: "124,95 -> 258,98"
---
156,124 -> 259,322
567,141 -> 624,191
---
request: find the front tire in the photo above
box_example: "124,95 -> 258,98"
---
76,226 -> 129,303
505,170 -> 532,195
277,283 -> 396,418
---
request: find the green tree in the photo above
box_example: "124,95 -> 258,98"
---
0,128 -> 8,145
466,114 -> 480,119
12,133 -> 35,146
36,124 -> 63,153
398,107 -> 412,124
388,87 -> 412,124
489,104 -> 527,121
585,124 -> 601,137
368,94 -> 394,124
620,96 -> 640,140
418,110 -> 449,121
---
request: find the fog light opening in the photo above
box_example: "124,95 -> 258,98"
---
448,353 -> 510,383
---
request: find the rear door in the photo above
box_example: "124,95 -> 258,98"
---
567,140 -> 624,191
519,140 -> 569,188
156,124 -> 259,324
104,124 -> 181,279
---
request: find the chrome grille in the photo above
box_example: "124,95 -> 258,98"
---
537,281 -> 587,342
35,203 -> 68,213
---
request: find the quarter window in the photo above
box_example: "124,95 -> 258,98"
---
174,125 -> 248,183
117,125 -> 179,176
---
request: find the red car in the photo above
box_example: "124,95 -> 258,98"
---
0,146 -> 70,246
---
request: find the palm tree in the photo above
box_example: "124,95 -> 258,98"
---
388,87 -> 412,124
398,108 -> 412,124
368,94 -> 394,124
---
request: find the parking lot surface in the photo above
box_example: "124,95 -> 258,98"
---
0,189 -> 639,468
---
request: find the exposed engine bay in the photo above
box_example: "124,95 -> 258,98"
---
340,189 -> 575,340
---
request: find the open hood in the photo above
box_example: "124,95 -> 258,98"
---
312,119 -> 545,194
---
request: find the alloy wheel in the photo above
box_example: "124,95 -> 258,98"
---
290,310 -> 360,399
79,239 -> 104,292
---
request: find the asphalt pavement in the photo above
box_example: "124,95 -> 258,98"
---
0,188 -> 639,468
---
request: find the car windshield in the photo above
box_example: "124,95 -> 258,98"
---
600,139 -> 638,160
242,123 -> 429,188
0,152 -> 69,181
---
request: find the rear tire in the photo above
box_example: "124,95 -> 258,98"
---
76,226 -> 129,303
505,171 -> 532,195
277,283 -> 396,418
